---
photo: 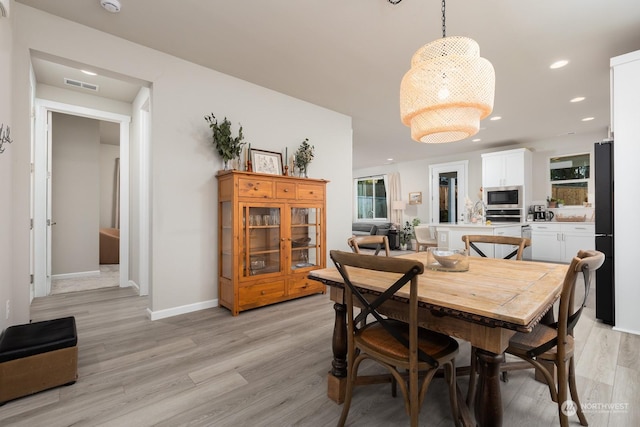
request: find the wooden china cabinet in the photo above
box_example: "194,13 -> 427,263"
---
216,170 -> 328,315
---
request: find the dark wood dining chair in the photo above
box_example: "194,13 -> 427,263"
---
463,234 -> 531,404
461,234 -> 531,260
329,250 -> 462,427
505,249 -> 604,427
347,235 -> 391,256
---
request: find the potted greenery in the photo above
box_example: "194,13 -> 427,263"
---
204,113 -> 246,170
294,138 -> 314,177
547,197 -> 557,208
401,221 -> 414,250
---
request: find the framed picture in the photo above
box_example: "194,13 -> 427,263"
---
251,149 -> 283,175
409,191 -> 422,205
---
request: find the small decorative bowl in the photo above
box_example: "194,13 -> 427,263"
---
426,247 -> 469,272
250,259 -> 266,270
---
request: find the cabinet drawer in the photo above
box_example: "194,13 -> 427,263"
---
239,280 -> 285,307
530,223 -> 562,232
297,183 -> 325,200
289,275 -> 325,296
562,224 -> 594,233
276,181 -> 296,199
238,178 -> 273,198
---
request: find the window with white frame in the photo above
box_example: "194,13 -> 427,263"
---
354,176 -> 388,220
549,153 -> 591,206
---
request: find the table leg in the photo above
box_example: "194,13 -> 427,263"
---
327,301 -> 347,404
475,349 -> 504,427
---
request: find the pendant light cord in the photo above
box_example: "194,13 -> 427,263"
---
441,0 -> 446,38
388,0 -> 447,37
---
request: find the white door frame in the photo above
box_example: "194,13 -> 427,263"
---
33,99 -> 131,297
428,160 -> 469,224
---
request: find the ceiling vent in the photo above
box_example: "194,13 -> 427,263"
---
64,78 -> 99,92
100,0 -> 121,13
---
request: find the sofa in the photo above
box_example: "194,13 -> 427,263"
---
351,222 -> 396,249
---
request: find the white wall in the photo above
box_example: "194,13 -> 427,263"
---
611,49 -> 640,335
354,131 -> 605,225
0,3 -> 13,330
51,113 -> 100,275
36,83 -> 132,117
10,4 -> 353,320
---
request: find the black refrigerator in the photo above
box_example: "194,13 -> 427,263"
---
594,140 -> 615,325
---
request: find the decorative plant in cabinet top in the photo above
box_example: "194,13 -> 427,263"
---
294,138 -> 314,177
204,113 -> 246,170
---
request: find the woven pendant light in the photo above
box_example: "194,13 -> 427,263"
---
397,1 -> 495,143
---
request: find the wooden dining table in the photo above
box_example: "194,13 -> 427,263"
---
308,252 -> 568,427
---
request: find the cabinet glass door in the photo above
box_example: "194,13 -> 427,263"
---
242,205 -> 282,278
290,207 -> 321,271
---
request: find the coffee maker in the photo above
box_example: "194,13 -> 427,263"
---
531,205 -> 547,221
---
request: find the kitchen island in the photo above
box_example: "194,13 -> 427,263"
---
433,222 -> 525,258
433,221 -> 595,262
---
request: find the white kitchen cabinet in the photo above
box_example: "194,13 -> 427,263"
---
482,148 -> 532,188
530,223 -> 594,263
611,49 -> 640,332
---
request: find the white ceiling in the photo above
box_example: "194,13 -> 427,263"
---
18,0 -> 640,169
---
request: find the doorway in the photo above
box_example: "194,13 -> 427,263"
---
33,100 -> 131,298
429,161 -> 469,224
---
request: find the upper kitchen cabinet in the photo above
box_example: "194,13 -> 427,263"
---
482,148 -> 532,188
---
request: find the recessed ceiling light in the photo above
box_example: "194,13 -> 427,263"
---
550,60 -> 569,69
581,117 -> 595,122
472,138 -> 481,142
570,97 -> 585,103
489,116 -> 502,121
387,158 -> 394,162
81,70 -> 97,76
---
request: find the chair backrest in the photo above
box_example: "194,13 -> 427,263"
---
527,249 -> 604,358
329,250 -> 438,366
347,235 -> 391,256
461,234 -> 531,260
414,225 -> 436,244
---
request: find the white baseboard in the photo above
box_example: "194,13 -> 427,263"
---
52,270 -> 100,280
147,299 -> 219,321
613,326 -> 640,336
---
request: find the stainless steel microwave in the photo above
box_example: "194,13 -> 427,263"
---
484,186 -> 523,209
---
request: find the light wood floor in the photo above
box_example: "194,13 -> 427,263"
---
1,281 -> 638,426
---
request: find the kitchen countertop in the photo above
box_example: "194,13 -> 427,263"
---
431,221 -> 594,228
432,223 -> 525,228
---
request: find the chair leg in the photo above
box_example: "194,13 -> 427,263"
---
338,354 -> 364,427
568,357 -> 588,426
410,366 -> 419,427
556,359 -> 569,427
391,374 -> 397,397
466,346 -> 477,406
445,361 -> 462,427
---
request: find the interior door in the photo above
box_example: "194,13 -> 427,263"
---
45,110 -> 53,294
429,161 -> 468,224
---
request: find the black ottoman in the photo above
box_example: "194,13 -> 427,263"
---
0,316 -> 78,404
